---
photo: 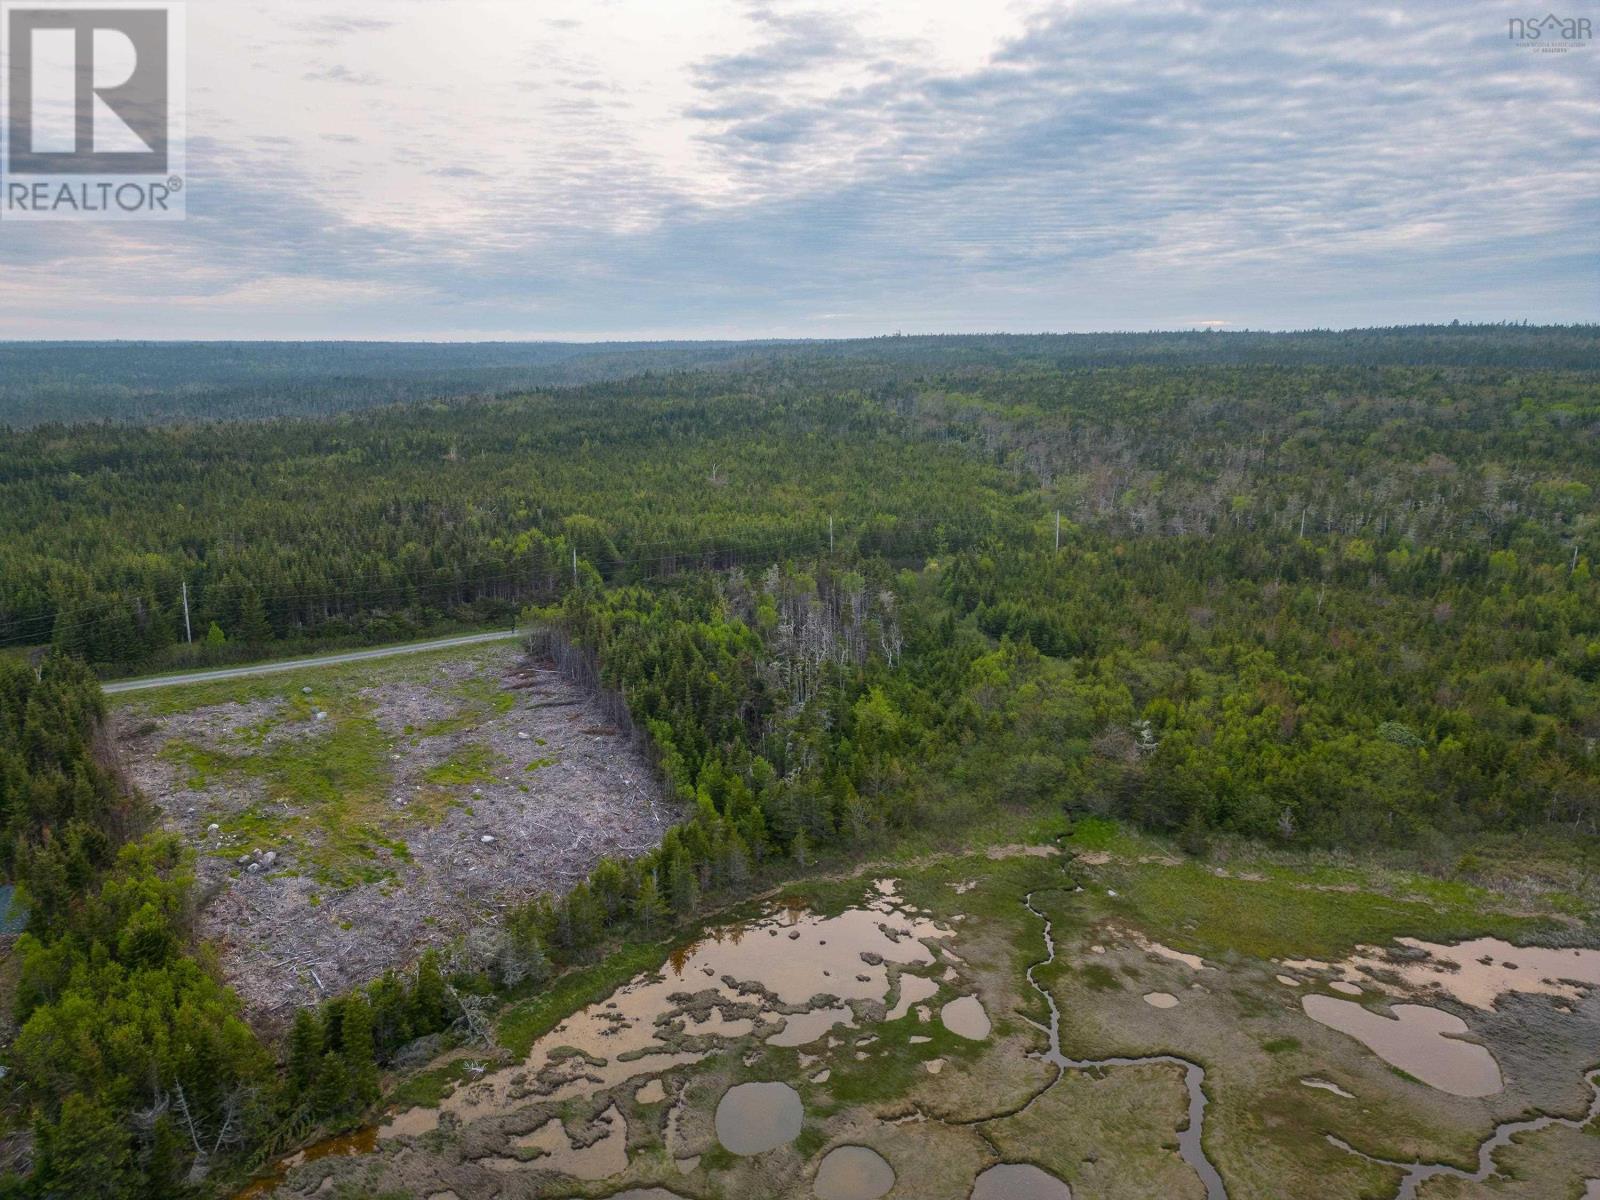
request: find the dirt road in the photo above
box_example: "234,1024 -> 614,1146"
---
103,630 -> 522,694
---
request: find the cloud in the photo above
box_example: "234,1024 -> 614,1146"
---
294,15 -> 395,36
0,0 -> 1594,338
302,62 -> 382,85
692,8 -> 861,90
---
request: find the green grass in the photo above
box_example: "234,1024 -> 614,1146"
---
417,673 -> 517,737
422,743 -> 503,786
383,1059 -> 475,1110
792,1126 -> 828,1159
1077,963 -> 1122,991
817,1012 -> 984,1108
695,1144 -> 737,1173
1081,850 -> 1553,961
1063,815 -> 1152,855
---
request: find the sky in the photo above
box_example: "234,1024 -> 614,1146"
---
0,0 -> 1595,340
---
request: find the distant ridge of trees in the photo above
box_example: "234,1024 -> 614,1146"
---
1,324 -> 1595,427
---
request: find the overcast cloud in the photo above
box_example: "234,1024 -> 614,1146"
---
0,0 -> 1594,338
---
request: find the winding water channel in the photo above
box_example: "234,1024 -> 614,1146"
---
1328,1069 -> 1600,1200
1020,890 -> 1228,1199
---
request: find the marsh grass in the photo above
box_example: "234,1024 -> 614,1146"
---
1062,817 -> 1556,960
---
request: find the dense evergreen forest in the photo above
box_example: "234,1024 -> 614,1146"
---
0,325 -> 1597,1195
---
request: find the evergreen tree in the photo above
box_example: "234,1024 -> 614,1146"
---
409,949 -> 450,1032
287,1008 -> 323,1095
236,591 -> 272,647
633,872 -> 666,934
340,995 -> 380,1106
31,1094 -> 136,1200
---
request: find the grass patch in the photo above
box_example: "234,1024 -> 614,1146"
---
1078,963 -> 1122,991
1084,852 -> 1552,961
422,742 -> 503,787
818,1014 -> 983,1107
696,1145 -> 736,1173
416,674 -> 515,737
383,1060 -> 475,1111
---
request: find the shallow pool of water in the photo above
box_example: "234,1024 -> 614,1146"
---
971,1162 -> 1073,1199
715,1081 -> 803,1155
380,1105 -> 439,1138
814,1145 -> 895,1199
233,1127 -> 378,1199
494,1105 -> 627,1179
940,994 -> 991,1039
1349,937 -> 1600,1010
1302,994 -> 1502,1096
770,1004 -> 856,1047
439,881 -> 949,1123
886,973 -> 940,1021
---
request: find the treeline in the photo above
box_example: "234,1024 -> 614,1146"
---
4,345 -> 1596,679
475,562 -> 919,975
0,388 -> 1022,673
0,339 -> 801,427
0,655 -> 137,921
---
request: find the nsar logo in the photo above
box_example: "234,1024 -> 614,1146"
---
1508,12 -> 1592,52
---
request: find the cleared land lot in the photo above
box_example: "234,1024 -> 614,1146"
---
113,641 -> 667,1026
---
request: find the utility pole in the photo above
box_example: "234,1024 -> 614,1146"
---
1055,511 -> 1061,552
829,516 -> 834,554
181,581 -> 192,644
